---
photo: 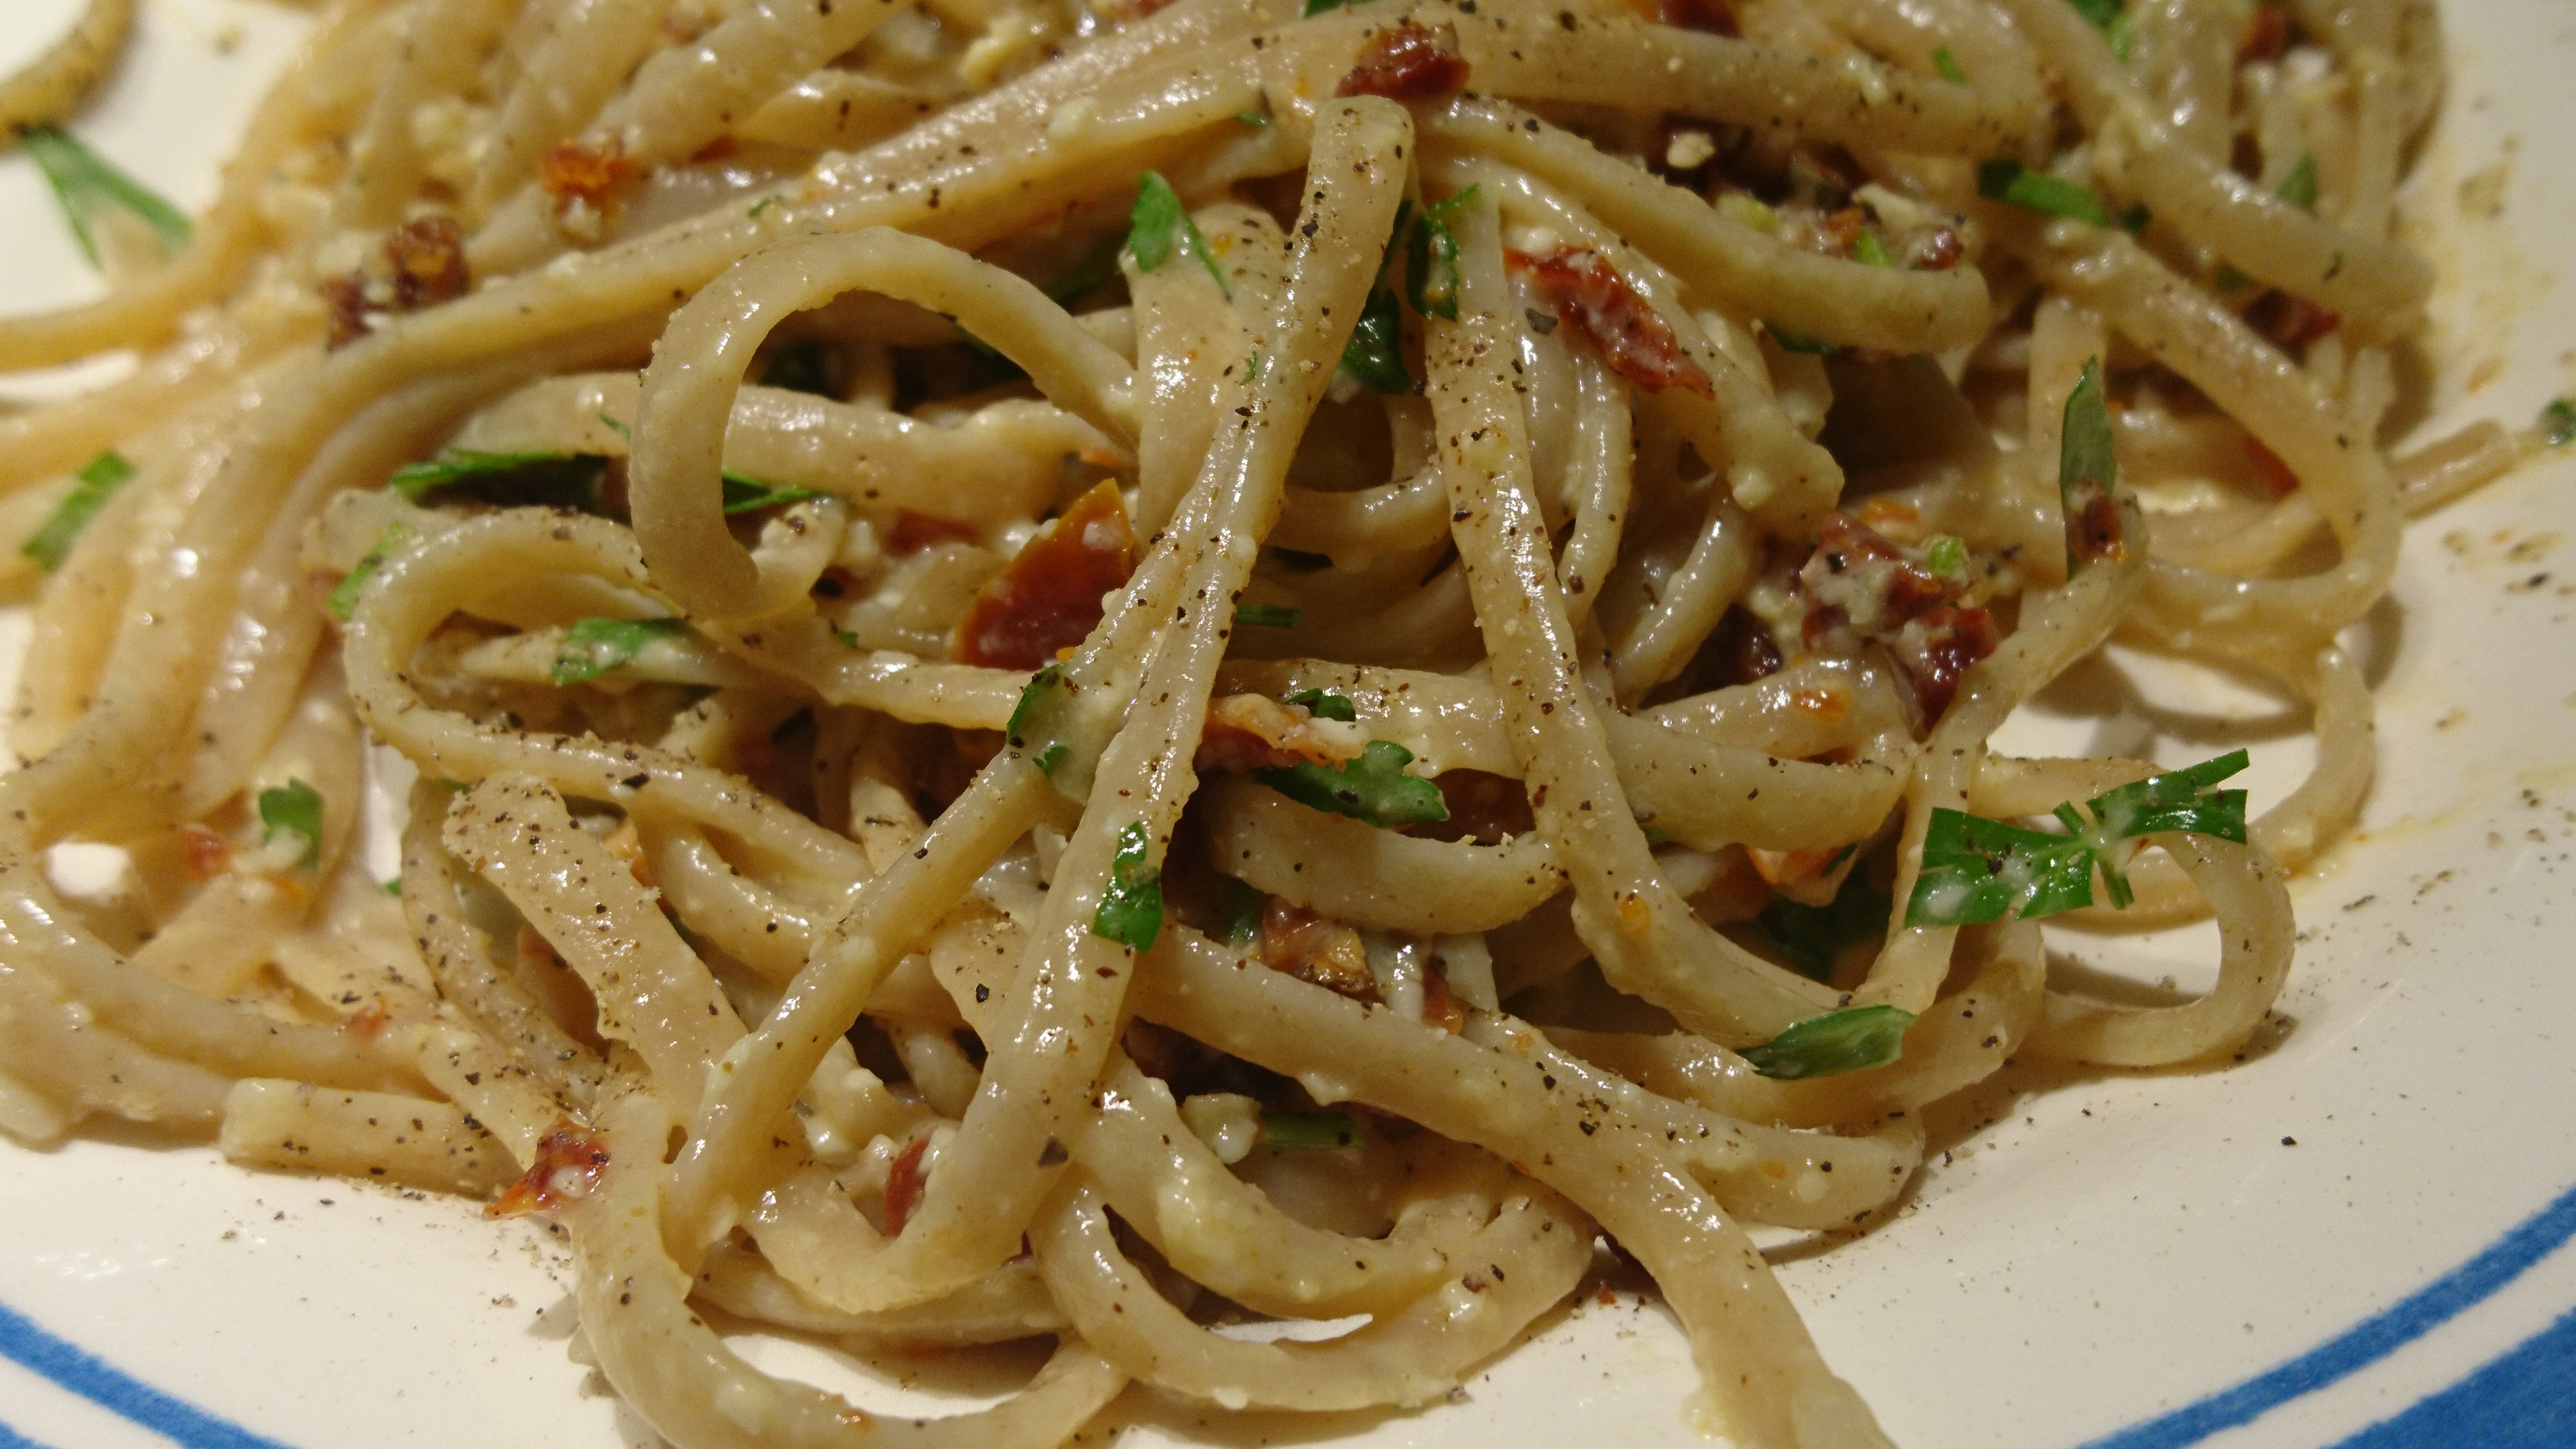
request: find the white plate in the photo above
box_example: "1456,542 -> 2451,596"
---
3,3 -> 2574,1446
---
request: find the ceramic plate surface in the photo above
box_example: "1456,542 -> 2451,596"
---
3,2 -> 2574,1446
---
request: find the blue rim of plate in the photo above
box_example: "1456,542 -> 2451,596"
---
5,1175 -> 2575,1449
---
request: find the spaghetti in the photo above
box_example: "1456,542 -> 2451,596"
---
0,0 -> 2529,1444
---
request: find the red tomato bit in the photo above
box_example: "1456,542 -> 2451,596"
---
1796,512 -> 1999,724
1261,900 -> 1379,1002
487,1118 -> 610,1218
1650,0 -> 1741,36
885,509 -> 981,556
1509,248 -> 1715,399
2238,5 -> 2289,62
952,481 -> 1136,670
882,1133 -> 932,1236
539,143 -> 639,212
1335,21 -> 1471,102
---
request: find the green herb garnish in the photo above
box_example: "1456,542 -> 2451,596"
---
1851,229 -> 1897,269
1284,688 -> 1357,722
1923,535 -> 1966,577
389,449 -> 604,512
1260,1111 -> 1359,1148
1765,325 -> 1842,356
1407,186 -> 1477,321
1216,876 -> 1264,945
1126,170 -> 1229,296
1932,47 -> 1968,85
22,451 -> 136,573
551,616 -> 688,685
1255,739 -> 1449,829
2277,153 -> 2320,213
1091,820 -> 1165,952
258,779 -> 325,870
720,474 -> 826,515
1756,865 -> 1889,982
21,125 -> 192,268
2065,0 -> 2135,60
327,521 -> 419,621
2540,398 -> 2576,448
1235,603 -> 1302,629
2059,356 -> 2122,572
1976,160 -> 2127,230
1739,1005 -> 1915,1079
1339,284 -> 1412,394
1008,662 -> 1076,774
1904,749 -> 2250,926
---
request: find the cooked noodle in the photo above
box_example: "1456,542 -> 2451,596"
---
0,0 -> 2525,1443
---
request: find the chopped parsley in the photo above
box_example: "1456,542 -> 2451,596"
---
1754,867 -> 1888,982
1216,877 -> 1264,945
1338,282 -> 1413,394
1765,325 -> 1842,356
22,125 -> 192,268
1739,1005 -> 1915,1079
1091,821 -> 1165,952
1923,534 -> 1966,577
1126,170 -> 1229,296
1008,663 -> 1076,775
1407,186 -> 1479,321
1260,1111 -> 1360,1148
2277,153 -> 2320,213
2059,356 -> 2123,572
2541,398 -> 2576,448
1284,688 -> 1358,722
1255,740 -> 1449,829
2065,0 -> 2136,60
1235,603 -> 1302,629
258,779 -> 325,870
1932,47 -> 1968,85
1976,160 -> 2137,232
1904,749 -> 2251,926
551,616 -> 689,685
22,450 -> 136,573
389,449 -> 604,511
720,474 -> 826,515
1851,229 -> 1898,269
327,521 -> 419,621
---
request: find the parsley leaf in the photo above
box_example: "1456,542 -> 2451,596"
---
1091,821 -> 1165,952
1235,603 -> 1302,629
327,521 -> 419,621
1126,171 -> 1229,296
1216,877 -> 1264,945
1923,535 -> 1966,577
1976,160 -> 2125,229
1739,1005 -> 1915,1079
2277,153 -> 2320,213
1256,740 -> 1450,828
2059,356 -> 2125,572
21,125 -> 192,268
22,450 -> 136,573
2065,0 -> 2136,59
1905,750 -> 2251,925
1284,688 -> 1358,722
720,473 -> 826,515
2541,398 -> 2576,449
1765,324 -> 1842,356
551,617 -> 688,685
1008,663 -> 1076,774
1339,284 -> 1413,394
1756,867 -> 1889,982
1851,229 -> 1897,268
390,449 -> 605,511
1260,1111 -> 1360,1148
258,778 -> 325,870
1932,47 -> 1968,84
1407,186 -> 1477,321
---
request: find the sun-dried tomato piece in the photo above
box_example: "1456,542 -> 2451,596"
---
882,1132 -> 932,1236
1795,511 -> 1998,724
1890,603 -> 1998,722
320,217 -> 473,351
1703,606 -> 1784,688
1909,225 -> 1964,272
1650,0 -> 1740,37
1260,900 -> 1379,1001
487,1118 -> 610,1218
1421,971 -> 1466,1032
885,509 -> 981,556
385,217 -> 469,312
2246,289 -> 2340,352
1510,248 -> 1715,398
952,481 -> 1136,670
2061,478 -> 2129,568
1335,21 -> 1470,103
2238,4 -> 2288,62
1194,694 -> 1359,775
539,142 -> 639,212
181,824 -> 233,880
1409,769 -> 1535,845
2243,435 -> 2301,498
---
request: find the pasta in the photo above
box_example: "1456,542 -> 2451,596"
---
0,0 -> 2541,1444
